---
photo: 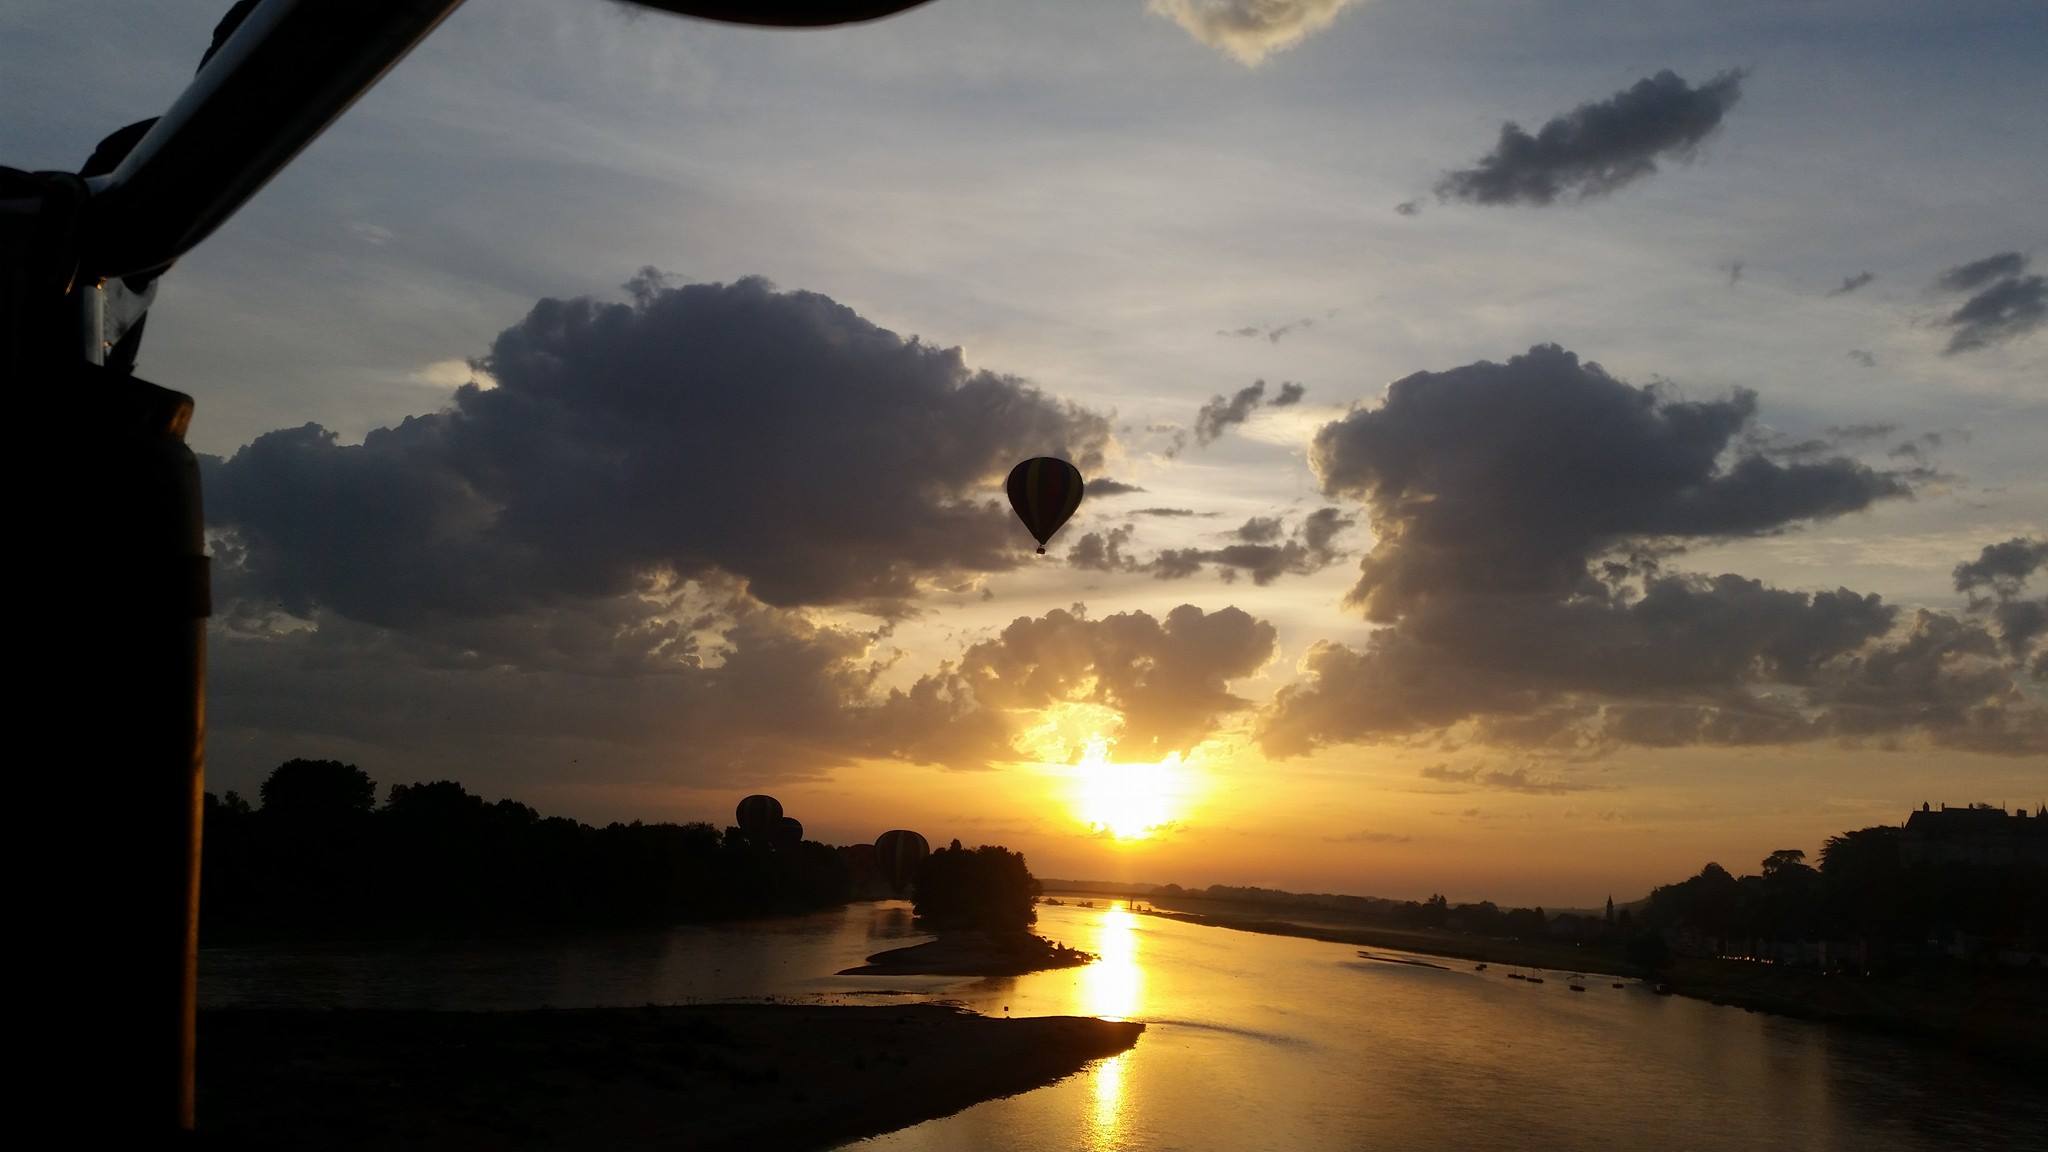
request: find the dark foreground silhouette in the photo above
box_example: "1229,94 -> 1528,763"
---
198,1004 -> 1141,1150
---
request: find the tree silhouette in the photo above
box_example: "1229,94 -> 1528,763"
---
258,758 -> 375,819
912,844 -> 1041,933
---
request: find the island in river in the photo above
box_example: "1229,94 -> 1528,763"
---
199,1003 -> 1142,1150
840,931 -> 1093,976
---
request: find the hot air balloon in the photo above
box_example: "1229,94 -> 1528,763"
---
874,829 -> 931,894
1006,457 -> 1085,555
773,816 -> 805,850
736,794 -> 783,835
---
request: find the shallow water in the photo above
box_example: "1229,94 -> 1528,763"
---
202,900 -> 2048,1151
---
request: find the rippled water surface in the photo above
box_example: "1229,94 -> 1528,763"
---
203,900 -> 2047,1151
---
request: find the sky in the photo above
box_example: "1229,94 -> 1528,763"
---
10,0 -> 2046,905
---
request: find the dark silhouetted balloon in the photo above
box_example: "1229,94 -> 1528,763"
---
1006,457 -> 1084,555
736,794 -> 783,834
773,816 -> 804,849
874,829 -> 931,893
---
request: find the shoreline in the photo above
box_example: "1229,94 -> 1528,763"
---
1139,905 -> 2047,1058
198,1003 -> 1142,1150
839,931 -> 1094,976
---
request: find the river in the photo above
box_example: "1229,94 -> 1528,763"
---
201,899 -> 2046,1151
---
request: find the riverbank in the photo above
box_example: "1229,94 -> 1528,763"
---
839,931 -> 1094,976
1140,905 -> 2047,1058
1140,905 -> 1637,977
1658,958 -> 2048,1058
197,1003 -> 1142,1149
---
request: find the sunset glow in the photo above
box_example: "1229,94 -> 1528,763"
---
1074,740 -> 1183,841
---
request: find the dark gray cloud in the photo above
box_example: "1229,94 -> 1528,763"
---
1931,253 -> 2046,354
1436,70 -> 1745,206
1259,345 -> 2041,758
1194,380 -> 1269,445
1954,537 -> 2048,595
1847,349 -> 1876,368
1236,516 -> 1285,543
1394,200 -> 1421,217
1089,478 -> 1146,497
1828,272 -> 1876,297
1134,507 -> 1205,518
1954,537 -> 2048,660
1148,507 -> 1355,585
1069,526 -> 1138,572
1721,260 -> 1744,287
1311,345 -> 1908,621
1936,251 -> 2027,293
1193,377 -> 1304,445
208,276 -> 1110,625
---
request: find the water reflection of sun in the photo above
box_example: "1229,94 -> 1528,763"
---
1074,738 -> 1183,840
1084,903 -> 1143,1150
1082,902 -> 1144,1021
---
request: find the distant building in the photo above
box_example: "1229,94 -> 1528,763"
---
1901,802 -> 2048,867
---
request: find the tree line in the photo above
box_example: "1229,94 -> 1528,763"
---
202,759 -> 853,941
1641,828 -> 2046,969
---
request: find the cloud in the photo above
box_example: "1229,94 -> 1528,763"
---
1954,537 -> 2048,659
1323,829 -> 1411,844
1194,380 -> 1269,445
1955,537 -> 2048,595
1148,507 -> 1355,584
1420,764 -> 1600,795
1311,345 -> 1908,621
1930,253 -> 2045,354
1828,272 -> 1876,297
1193,377 -> 1304,445
1936,251 -> 2027,293
1436,70 -> 1745,206
1847,349 -> 1876,368
207,275 -> 1110,625
925,604 -> 1280,759
1236,516 -> 1285,543
1069,526 -> 1139,573
1149,0 -> 1365,66
1259,345 -> 2041,758
1394,200 -> 1421,217
1089,478 -> 1146,497
1720,259 -> 1745,287
1218,319 -> 1315,343
208,589 -> 986,794
1134,506 -> 1206,518
200,276 -> 1131,794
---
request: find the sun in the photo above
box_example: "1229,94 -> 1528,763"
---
1074,738 -> 1181,841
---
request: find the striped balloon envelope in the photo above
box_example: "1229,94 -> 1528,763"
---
874,829 -> 931,893
735,794 -> 783,834
772,816 -> 804,849
1005,457 -> 1085,554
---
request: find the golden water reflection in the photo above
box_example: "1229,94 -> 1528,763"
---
1082,901 -> 1143,1021
1083,902 -> 1142,1149
1090,1052 -> 1128,1150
